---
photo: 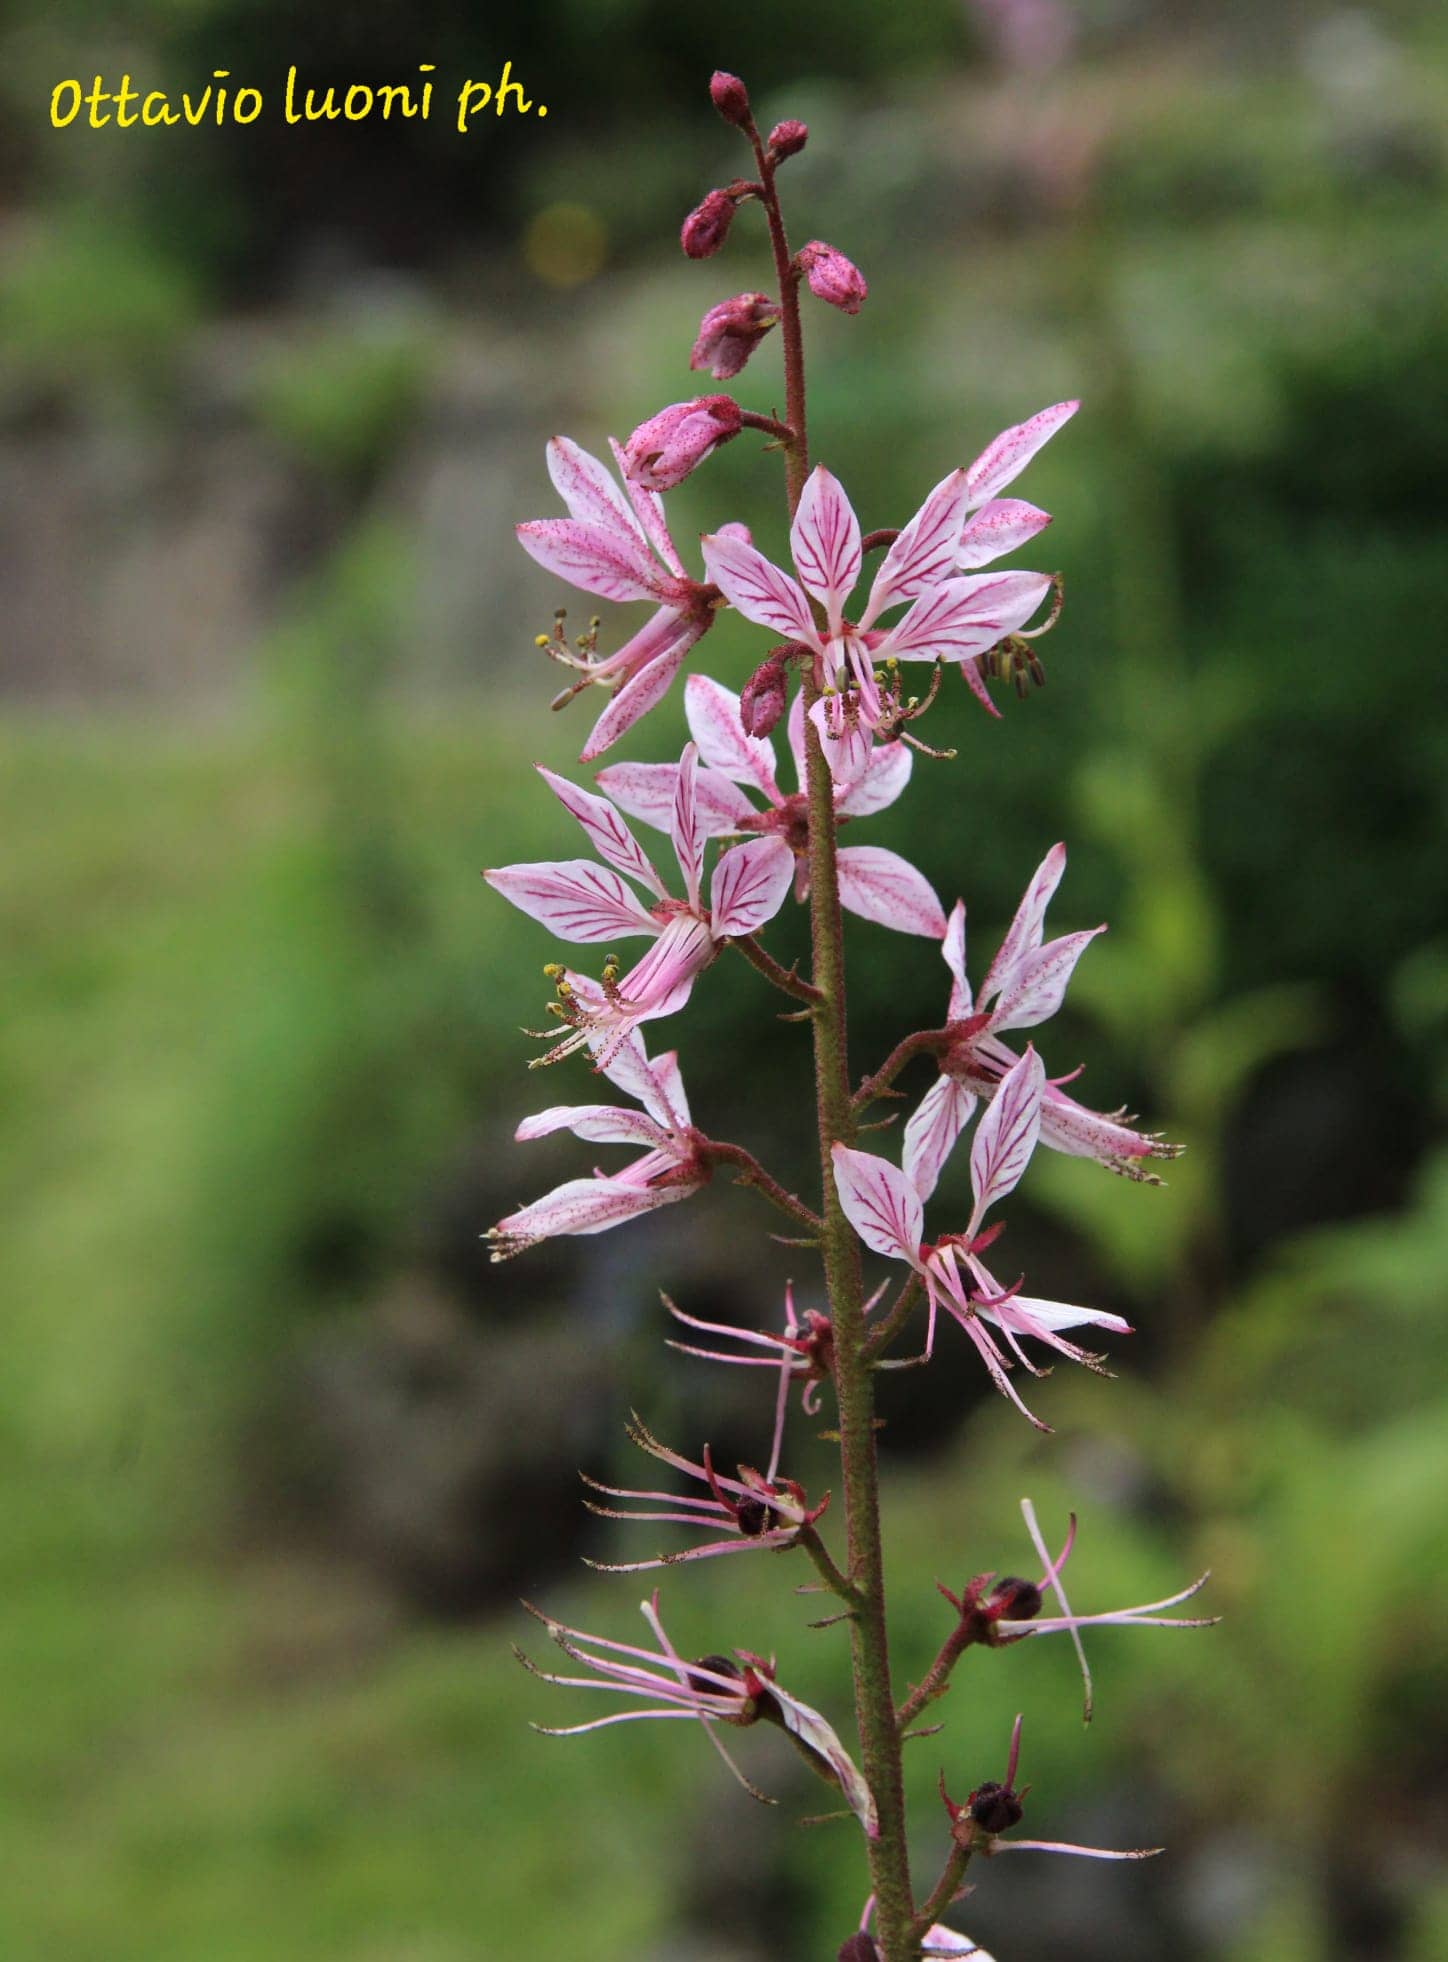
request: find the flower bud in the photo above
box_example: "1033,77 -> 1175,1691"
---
798,239 -> 868,315
709,70 -> 751,127
739,649 -> 791,738
681,188 -> 737,260
621,395 -> 742,491
690,291 -> 780,380
969,1780 -> 1025,1833
769,117 -> 809,160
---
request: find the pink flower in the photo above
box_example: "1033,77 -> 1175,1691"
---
690,291 -> 780,380
518,1592 -> 878,1833
485,743 -> 794,1067
516,436 -> 725,759
798,239 -> 868,314
902,844 -> 1182,1201
597,676 -> 948,938
621,395 -> 742,491
681,187 -> 738,258
832,1051 -> 1132,1429
700,465 -> 1053,783
581,1410 -> 829,1573
941,1497 -> 1215,1722
485,1033 -> 706,1259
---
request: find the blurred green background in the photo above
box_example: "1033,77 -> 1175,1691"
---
2,2 -> 1446,1958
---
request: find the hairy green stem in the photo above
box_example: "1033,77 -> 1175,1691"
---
748,117 -> 917,1959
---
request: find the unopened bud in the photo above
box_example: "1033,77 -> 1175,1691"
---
621,395 -> 742,491
739,649 -> 791,737
681,187 -> 737,260
769,118 -> 809,160
969,1780 -> 1024,1834
690,290 -> 780,380
797,239 -> 868,315
709,70 -> 751,127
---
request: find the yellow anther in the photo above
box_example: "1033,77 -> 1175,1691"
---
543,962 -> 563,978
534,634 -> 552,648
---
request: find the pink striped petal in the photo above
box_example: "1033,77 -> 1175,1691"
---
1005,1293 -> 1131,1336
592,762 -> 678,832
957,498 -> 1052,569
607,435 -> 685,578
579,627 -> 694,761
942,899 -> 973,1018
808,696 -> 873,789
671,743 -> 705,907
831,1144 -> 923,1264
546,436 -> 645,544
969,1047 -> 1045,1221
838,740 -> 911,817
492,1172 -> 691,1248
862,467 -> 972,622
786,687 -> 808,789
536,766 -> 665,899
700,530 -> 817,642
684,674 -> 781,799
789,466 -> 862,627
964,401 -> 1079,507
877,571 -> 1053,664
903,1074 -> 978,1202
514,1103 -> 668,1147
484,859 -> 658,942
594,1032 -> 686,1130
980,843 -> 1067,1004
516,518 -> 661,604
709,836 -> 794,937
991,926 -> 1104,1031
837,846 -> 948,938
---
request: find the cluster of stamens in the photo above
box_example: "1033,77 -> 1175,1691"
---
535,607 -> 609,706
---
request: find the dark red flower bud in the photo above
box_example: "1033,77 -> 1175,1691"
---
969,1780 -> 1025,1833
739,649 -> 791,737
797,239 -> 868,314
837,1937 -> 881,1962
769,117 -> 809,160
709,70 -> 751,127
681,188 -> 738,260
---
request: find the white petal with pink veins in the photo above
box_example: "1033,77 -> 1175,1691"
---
942,899 -> 973,1018
997,1294 -> 1131,1335
957,497 -> 1052,569
593,761 -> 679,831
536,766 -> 665,899
789,466 -> 862,628
862,466 -> 972,621
838,740 -> 911,817
514,1103 -> 669,1147
980,842 -> 1067,1004
684,675 -> 781,799
991,926 -> 1104,1031
546,436 -> 647,545
808,696 -> 873,789
903,1074 -> 978,1203
484,859 -> 659,942
670,743 -> 705,907
700,530 -> 818,642
606,435 -> 685,578
964,400 -> 1079,507
516,518 -> 663,604
969,1046 -> 1045,1221
709,836 -> 794,937
580,626 -> 694,761
494,1173 -> 691,1247
831,1144 -> 924,1263
837,846 -> 948,938
878,571 -> 1053,663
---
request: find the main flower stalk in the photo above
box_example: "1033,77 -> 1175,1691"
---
752,128 -> 918,1958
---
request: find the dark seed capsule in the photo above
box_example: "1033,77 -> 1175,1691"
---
970,1780 -> 1025,1833
686,1653 -> 741,1695
994,1576 -> 1043,1619
734,1497 -> 773,1537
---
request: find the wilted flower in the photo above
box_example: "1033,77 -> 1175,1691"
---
486,743 -> 793,1067
581,1410 -> 829,1572
598,676 -> 947,936
942,1714 -> 1161,1861
517,1592 -> 878,1832
903,844 -> 1183,1201
486,1033 -> 705,1259
681,186 -> 739,258
701,465 -> 1052,783
664,1280 -> 865,1419
798,239 -> 868,314
833,1050 -> 1132,1428
691,291 -> 781,379
622,395 -> 742,490
517,436 -> 730,759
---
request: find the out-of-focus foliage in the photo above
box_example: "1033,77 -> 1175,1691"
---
1,3 -> 1445,1958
